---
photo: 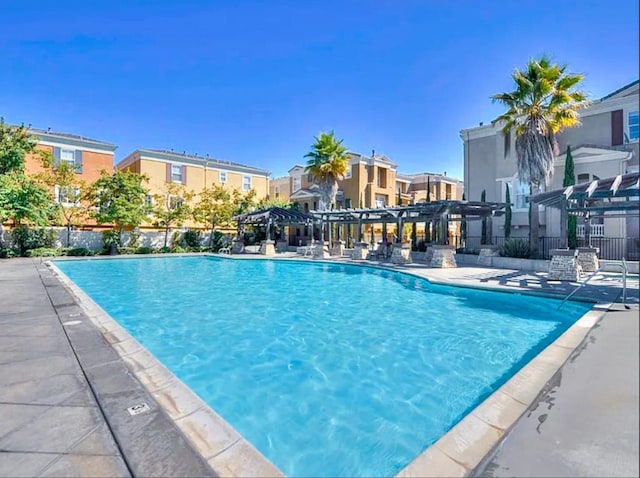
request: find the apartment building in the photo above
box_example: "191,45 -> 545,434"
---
461,79 -> 639,244
117,149 -> 270,228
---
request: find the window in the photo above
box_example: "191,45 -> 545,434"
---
275,186 -> 280,198
293,177 -> 301,192
503,131 -> 511,158
375,195 -> 386,208
629,111 -> 639,141
55,186 -> 80,205
345,198 -> 352,209
168,195 -> 184,209
145,195 -> 154,207
344,167 -> 352,179
513,180 -> 529,210
60,149 -> 75,165
243,175 -> 251,191
307,173 -> 313,183
220,171 -> 227,183
171,164 -> 183,183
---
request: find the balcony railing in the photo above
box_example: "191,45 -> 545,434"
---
577,224 -> 605,237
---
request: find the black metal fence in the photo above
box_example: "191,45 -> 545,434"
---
450,236 -> 639,261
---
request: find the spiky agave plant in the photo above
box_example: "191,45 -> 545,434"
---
492,55 -> 589,255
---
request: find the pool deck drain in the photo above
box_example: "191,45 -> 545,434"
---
1,254 -> 637,477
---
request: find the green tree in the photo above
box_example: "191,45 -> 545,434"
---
90,170 -> 150,246
460,192 -> 467,247
0,119 -> 55,247
38,159 -> 89,247
256,196 -> 293,210
481,189 -> 487,244
504,184 -> 512,240
426,176 -> 431,202
0,172 -> 54,228
304,132 -> 349,211
192,185 -> 234,247
152,183 -> 195,248
492,56 -> 588,255
563,145 -> 578,248
0,119 -> 37,175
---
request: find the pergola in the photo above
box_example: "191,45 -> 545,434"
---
530,171 -> 640,247
310,200 -> 506,245
233,206 -> 315,241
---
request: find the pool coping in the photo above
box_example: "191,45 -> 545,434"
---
46,254 -> 615,477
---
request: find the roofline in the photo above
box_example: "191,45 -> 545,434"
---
599,79 -> 639,101
117,149 -> 270,177
27,128 -> 118,152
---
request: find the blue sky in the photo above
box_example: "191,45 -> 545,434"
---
1,0 -> 638,180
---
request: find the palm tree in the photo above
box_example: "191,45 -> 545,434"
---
304,132 -> 349,211
492,55 -> 588,255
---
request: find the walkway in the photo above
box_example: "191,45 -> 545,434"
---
0,258 -> 215,478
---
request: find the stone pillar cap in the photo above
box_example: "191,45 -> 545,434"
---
550,248 -> 577,256
577,247 -> 599,253
432,244 -> 455,250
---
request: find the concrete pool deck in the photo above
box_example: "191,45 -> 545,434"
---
0,254 -> 638,477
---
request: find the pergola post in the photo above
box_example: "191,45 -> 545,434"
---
560,198 -> 568,248
357,217 -> 363,242
584,214 -> 591,248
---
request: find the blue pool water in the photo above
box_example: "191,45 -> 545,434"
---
55,256 -> 592,477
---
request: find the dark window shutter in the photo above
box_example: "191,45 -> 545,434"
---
166,163 -> 172,183
181,165 -> 187,185
74,150 -> 83,173
53,147 -> 61,166
612,109 -> 623,146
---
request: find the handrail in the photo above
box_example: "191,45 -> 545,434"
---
558,257 -> 629,309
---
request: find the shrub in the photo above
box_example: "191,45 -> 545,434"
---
158,246 -> 172,253
170,245 -> 186,253
101,230 -> 120,254
25,247 -> 60,257
66,247 -> 94,256
12,226 -> 57,255
500,239 -> 531,259
135,246 -> 154,254
118,247 -> 136,255
0,247 -> 18,258
182,229 -> 201,248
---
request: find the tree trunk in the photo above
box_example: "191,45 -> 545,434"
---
209,220 -> 216,247
118,225 -> 124,247
164,226 -> 169,248
0,223 -> 5,249
66,223 -> 72,248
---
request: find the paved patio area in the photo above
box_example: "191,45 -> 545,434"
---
0,258 -> 215,478
0,254 -> 637,477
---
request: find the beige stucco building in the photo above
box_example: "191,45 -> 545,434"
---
461,79 -> 639,257
117,149 -> 270,229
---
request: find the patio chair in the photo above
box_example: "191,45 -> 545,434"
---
218,246 -> 231,255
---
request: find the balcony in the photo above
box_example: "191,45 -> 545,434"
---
576,224 -> 605,237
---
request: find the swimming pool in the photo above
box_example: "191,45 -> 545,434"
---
54,256 -> 592,477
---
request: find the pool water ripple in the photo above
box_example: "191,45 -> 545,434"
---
55,256 -> 591,477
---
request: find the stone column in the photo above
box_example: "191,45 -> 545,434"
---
548,249 -> 582,281
423,245 -> 434,266
232,239 -> 245,254
576,247 -> 599,273
390,242 -> 413,265
351,241 -> 369,260
477,245 -> 500,266
259,240 -> 276,256
430,245 -> 457,268
276,240 -> 288,253
330,240 -> 345,257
